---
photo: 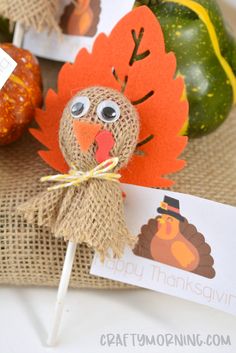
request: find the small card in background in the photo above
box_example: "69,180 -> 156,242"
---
91,184 -> 236,316
23,0 -> 136,62
0,48 -> 17,89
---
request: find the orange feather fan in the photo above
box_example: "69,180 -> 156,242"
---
31,6 -> 188,187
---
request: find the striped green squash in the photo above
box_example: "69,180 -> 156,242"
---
135,0 -> 236,137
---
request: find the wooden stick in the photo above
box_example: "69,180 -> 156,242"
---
47,241 -> 77,346
13,22 -> 24,47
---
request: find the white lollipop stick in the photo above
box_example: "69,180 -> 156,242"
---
12,18 -> 77,348
13,22 -> 24,47
47,241 -> 77,346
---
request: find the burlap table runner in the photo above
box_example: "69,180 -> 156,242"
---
0,57 -> 235,288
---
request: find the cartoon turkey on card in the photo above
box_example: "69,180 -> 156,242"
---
18,6 -> 188,260
60,0 -> 101,37
133,195 -> 216,279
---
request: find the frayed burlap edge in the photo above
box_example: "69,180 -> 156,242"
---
0,0 -> 61,33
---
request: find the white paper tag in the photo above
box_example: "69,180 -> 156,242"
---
0,48 -> 17,89
90,184 -> 236,316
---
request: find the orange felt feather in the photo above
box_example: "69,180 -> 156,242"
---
33,6 -> 188,187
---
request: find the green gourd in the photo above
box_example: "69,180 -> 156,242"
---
0,17 -> 12,43
135,0 -> 236,137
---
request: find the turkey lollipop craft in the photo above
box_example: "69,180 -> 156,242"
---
18,6 -> 188,345
23,86 -> 139,259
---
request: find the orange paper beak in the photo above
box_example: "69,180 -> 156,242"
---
73,120 -> 102,152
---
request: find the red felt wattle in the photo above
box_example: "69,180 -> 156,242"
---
95,130 -> 115,163
32,6 -> 188,187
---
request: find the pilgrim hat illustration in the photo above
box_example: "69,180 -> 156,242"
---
134,195 -> 216,279
157,196 -> 185,222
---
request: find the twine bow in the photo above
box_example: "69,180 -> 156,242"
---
41,157 -> 121,191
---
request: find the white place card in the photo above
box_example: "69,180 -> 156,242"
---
23,0 -> 136,62
91,184 -> 236,316
0,48 -> 17,89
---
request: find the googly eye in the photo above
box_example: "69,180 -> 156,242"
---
70,96 -> 90,119
96,100 -> 121,123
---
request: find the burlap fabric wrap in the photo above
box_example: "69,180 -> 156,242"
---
0,59 -> 236,288
0,0 -> 60,32
18,86 -> 139,260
